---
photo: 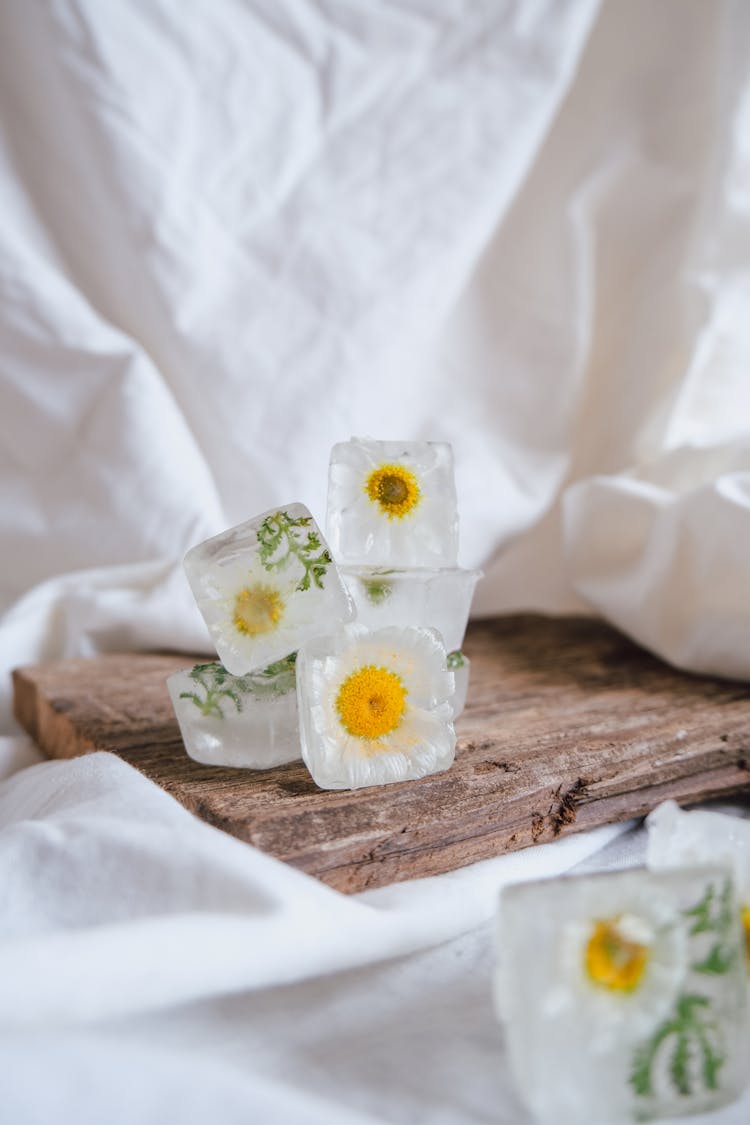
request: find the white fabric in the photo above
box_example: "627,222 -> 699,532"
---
0,752 -> 626,1027
2,0 -> 750,1121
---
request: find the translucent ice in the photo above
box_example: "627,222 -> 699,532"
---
495,866 -> 750,1125
184,503 -> 354,675
168,656 -> 300,768
326,438 -> 459,567
340,567 -> 481,652
296,624 -> 455,790
448,651 -> 470,718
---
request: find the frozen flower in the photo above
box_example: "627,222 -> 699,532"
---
184,504 -> 354,675
497,870 -> 690,1054
496,867 -> 747,1125
326,438 -> 459,567
296,624 -> 456,790
552,881 -> 687,1047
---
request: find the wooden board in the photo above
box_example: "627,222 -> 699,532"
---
12,614 -> 750,893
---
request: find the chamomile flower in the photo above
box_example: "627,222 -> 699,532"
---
326,438 -> 459,567
496,867 -> 746,1125
184,504 -> 354,675
647,800 -> 750,972
296,624 -> 456,790
552,880 -> 687,1048
497,870 -> 688,1056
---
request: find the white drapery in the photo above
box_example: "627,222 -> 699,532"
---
1,1 -> 749,1121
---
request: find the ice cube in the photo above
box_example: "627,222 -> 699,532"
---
184,503 -> 354,675
326,438 -> 459,567
168,656 -> 300,768
296,623 -> 455,790
495,866 -> 750,1124
340,566 -> 481,652
447,651 -> 470,718
647,799 -> 750,911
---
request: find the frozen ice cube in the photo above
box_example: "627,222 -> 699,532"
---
326,438 -> 459,567
296,624 -> 455,790
184,503 -> 355,675
495,866 -> 750,1125
647,799 -> 750,911
447,651 -> 470,718
168,656 -> 300,768
340,566 -> 481,652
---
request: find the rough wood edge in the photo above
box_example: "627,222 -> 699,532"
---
12,667 -> 99,760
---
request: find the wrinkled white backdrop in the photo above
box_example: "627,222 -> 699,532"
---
1,1 -> 749,1122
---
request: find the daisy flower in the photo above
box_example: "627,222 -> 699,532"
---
550,877 -> 688,1047
326,438 -> 459,567
184,504 -> 354,675
495,867 -> 746,1125
647,800 -> 750,973
296,624 -> 456,790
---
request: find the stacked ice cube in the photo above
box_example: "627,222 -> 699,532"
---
326,438 -> 481,717
168,503 -> 355,768
168,439 -> 479,783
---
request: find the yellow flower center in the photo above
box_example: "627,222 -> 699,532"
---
742,905 -> 750,971
336,665 -> 407,740
365,464 -> 421,519
233,584 -> 285,637
584,918 -> 650,992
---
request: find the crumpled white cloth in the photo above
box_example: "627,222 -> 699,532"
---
0,751 -> 626,1028
0,748 -> 630,1125
2,0 -> 750,1121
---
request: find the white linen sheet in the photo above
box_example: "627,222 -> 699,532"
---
1,0 -> 750,1121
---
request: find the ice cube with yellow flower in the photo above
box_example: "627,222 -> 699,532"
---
296,624 -> 456,790
495,866 -> 750,1124
326,438 -> 459,567
184,504 -> 355,676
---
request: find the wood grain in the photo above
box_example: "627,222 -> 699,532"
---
12,615 -> 750,892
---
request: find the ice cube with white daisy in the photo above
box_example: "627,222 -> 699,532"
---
168,656 -> 300,768
340,566 -> 481,652
184,504 -> 355,676
495,866 -> 750,1125
647,800 -> 750,982
296,623 -> 456,790
326,438 -> 459,567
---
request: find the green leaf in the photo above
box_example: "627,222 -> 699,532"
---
257,511 -> 331,592
179,691 -> 203,707
693,943 -> 735,975
630,994 -> 725,1102
361,577 -> 392,605
670,1031 -> 691,1096
630,1045 -> 655,1097
180,653 -> 298,717
698,1027 -> 724,1090
683,879 -> 734,937
684,884 -> 715,935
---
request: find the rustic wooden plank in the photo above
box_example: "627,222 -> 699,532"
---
11,615 -> 750,893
